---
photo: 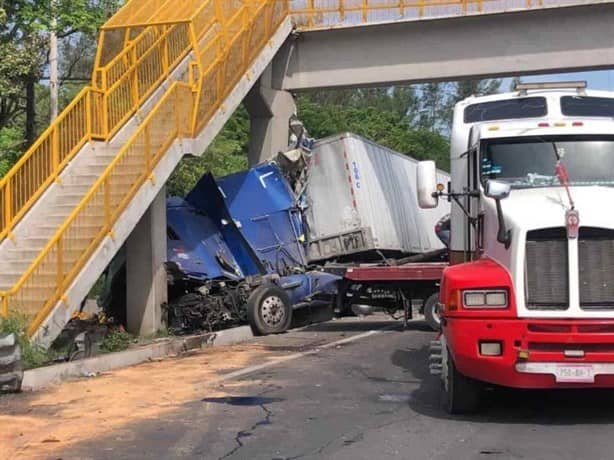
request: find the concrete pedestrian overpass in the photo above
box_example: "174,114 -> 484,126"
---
250,0 -> 614,164
1,0 -> 613,344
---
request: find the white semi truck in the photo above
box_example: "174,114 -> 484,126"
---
418,81 -> 614,413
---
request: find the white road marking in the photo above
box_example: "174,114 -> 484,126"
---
218,325 -> 397,383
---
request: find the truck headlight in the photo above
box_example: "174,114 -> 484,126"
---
463,290 -> 508,308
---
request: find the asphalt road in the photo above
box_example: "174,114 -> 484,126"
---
56,318 -> 614,460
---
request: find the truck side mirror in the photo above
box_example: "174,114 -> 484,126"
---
484,180 -> 511,200
484,180 -> 512,249
417,161 -> 439,209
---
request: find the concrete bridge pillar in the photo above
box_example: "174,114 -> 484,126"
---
126,186 -> 167,336
245,63 -> 296,166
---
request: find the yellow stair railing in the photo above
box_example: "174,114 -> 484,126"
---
0,0 -> 289,335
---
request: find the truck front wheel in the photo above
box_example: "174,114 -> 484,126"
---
247,285 -> 292,336
443,348 -> 480,414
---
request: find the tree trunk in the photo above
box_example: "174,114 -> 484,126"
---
25,77 -> 36,146
49,1 -> 59,121
49,30 -> 59,121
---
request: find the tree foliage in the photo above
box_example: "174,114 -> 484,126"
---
297,86 -> 453,171
166,106 -> 249,197
166,80 -> 502,196
0,0 -> 121,150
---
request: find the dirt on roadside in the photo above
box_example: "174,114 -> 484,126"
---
0,342 -> 293,460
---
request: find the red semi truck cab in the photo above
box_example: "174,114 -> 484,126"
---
417,81 -> 614,413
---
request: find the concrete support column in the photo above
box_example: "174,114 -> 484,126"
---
245,63 -> 296,166
126,186 -> 167,336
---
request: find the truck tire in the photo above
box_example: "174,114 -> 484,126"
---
423,293 -> 441,331
0,333 -> 23,393
247,285 -> 292,336
443,348 -> 480,414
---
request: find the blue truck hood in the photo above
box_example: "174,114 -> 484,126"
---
167,197 -> 243,281
186,163 -> 307,276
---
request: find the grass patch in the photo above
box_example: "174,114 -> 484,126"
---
100,328 -> 133,353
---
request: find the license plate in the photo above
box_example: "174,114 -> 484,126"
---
554,364 -> 595,383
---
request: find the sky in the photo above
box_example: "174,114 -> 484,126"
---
503,70 -> 614,92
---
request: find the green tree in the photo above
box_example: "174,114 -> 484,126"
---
0,127 -> 25,176
454,79 -> 501,103
298,87 -> 452,170
166,106 -> 250,197
0,0 -> 121,172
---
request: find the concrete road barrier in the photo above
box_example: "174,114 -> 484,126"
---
21,326 -> 255,392
0,333 -> 23,393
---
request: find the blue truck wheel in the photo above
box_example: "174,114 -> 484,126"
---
247,285 -> 292,336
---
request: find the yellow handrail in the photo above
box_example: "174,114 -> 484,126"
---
0,87 -> 103,242
288,0 -> 572,27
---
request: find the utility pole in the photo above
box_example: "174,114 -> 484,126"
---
49,0 -> 59,121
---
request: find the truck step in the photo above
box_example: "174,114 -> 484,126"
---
429,363 -> 442,375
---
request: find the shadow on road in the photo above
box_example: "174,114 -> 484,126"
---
391,343 -> 614,425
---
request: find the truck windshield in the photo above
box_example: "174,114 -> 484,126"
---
481,136 -> 614,188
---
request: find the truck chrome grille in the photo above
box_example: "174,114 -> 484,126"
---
579,227 -> 614,309
525,228 -> 569,310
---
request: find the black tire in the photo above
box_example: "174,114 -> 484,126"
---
443,350 -> 480,414
423,292 -> 441,331
0,333 -> 23,393
247,284 -> 292,336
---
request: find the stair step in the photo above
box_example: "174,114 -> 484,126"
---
59,182 -> 96,192
55,193 -> 93,206
93,150 -> 118,158
87,157 -> 145,168
28,215 -> 66,227
62,176 -> 103,189
0,260 -> 33,272
38,221 -> 102,230
0,272 -> 71,290
84,159 -> 145,171
6,247 -> 84,260
0,270 -> 60,279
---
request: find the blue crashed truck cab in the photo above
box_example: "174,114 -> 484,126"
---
166,163 -> 340,335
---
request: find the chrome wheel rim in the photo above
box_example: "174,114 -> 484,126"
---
261,295 -> 285,327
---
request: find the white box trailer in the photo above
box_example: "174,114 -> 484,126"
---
304,133 -> 450,262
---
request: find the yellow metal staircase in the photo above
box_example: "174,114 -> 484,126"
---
0,0 -> 290,339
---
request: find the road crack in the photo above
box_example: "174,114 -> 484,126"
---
217,388 -> 278,460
